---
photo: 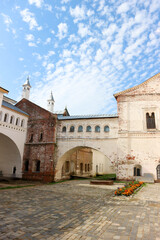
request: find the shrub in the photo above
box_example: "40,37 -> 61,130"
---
115,181 -> 144,196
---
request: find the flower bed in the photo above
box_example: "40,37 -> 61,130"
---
115,181 -> 144,196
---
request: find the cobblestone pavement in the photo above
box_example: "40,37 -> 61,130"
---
0,180 -> 160,240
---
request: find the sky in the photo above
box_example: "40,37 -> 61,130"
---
0,0 -> 160,115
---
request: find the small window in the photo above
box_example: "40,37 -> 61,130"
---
85,164 -> 87,172
15,118 -> 20,126
36,160 -> 40,172
88,164 -> 90,171
0,111 -> 2,121
104,125 -> 109,132
29,134 -> 33,142
78,125 -> 83,132
70,126 -> 75,132
62,126 -> 66,132
4,113 -> 8,122
21,119 -> 25,127
95,125 -> 100,132
10,116 -> 14,124
86,126 -> 92,132
146,112 -> 156,129
39,133 -> 43,141
134,165 -> 142,176
24,160 -> 29,172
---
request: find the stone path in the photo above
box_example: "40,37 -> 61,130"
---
0,180 -> 160,240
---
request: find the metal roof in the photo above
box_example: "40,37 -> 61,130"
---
58,113 -> 118,120
2,100 -> 29,116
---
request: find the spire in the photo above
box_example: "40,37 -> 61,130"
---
22,76 -> 31,100
47,91 -> 55,113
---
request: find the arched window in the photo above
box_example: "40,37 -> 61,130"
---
62,126 -> 66,132
21,119 -> 25,127
85,164 -> 87,172
86,126 -> 92,132
10,115 -> 14,124
24,160 -> 29,172
146,112 -> 156,129
134,165 -> 142,176
88,164 -> 90,171
29,134 -> 33,142
78,125 -> 83,132
39,132 -> 43,141
95,125 -> 100,132
36,160 -> 40,172
104,125 -> 110,132
70,126 -> 75,132
0,111 -> 2,121
15,118 -> 20,126
4,113 -> 9,122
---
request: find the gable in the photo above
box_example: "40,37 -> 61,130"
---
114,72 -> 160,98
16,98 -> 55,119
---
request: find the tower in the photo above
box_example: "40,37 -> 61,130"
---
22,76 -> 31,100
47,91 -> 55,113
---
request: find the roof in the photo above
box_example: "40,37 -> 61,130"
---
0,87 -> 9,94
2,100 -> 29,116
23,77 -> 31,87
3,95 -> 17,105
58,113 -> 118,120
114,72 -> 160,98
48,91 -> 54,101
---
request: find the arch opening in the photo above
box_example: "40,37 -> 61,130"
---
0,133 -> 22,178
55,146 -> 115,181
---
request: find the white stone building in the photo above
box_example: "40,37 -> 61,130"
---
0,87 -> 28,178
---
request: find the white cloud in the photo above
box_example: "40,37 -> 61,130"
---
70,5 -> 86,22
1,13 -> 12,31
28,0 -> 43,8
19,57 -> 24,61
32,52 -> 42,60
117,2 -> 130,14
46,63 -> 54,71
25,34 -> 34,41
57,23 -> 68,39
44,37 -> 51,45
61,0 -> 70,3
28,42 -> 37,47
78,23 -> 91,38
20,9 -> 38,30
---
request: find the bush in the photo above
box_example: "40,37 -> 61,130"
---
115,181 -> 144,196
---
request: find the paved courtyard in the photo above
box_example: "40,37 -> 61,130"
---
0,180 -> 160,240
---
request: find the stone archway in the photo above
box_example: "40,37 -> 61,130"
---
0,133 -> 22,178
55,146 -> 115,181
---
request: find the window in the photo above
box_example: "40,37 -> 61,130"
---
21,119 -> 25,127
134,165 -> 142,176
95,125 -> 100,132
24,160 -> 29,172
0,111 -> 2,121
15,118 -> 20,126
80,163 -> 83,173
78,125 -> 83,132
88,164 -> 90,171
4,113 -> 8,122
10,116 -> 14,124
39,133 -> 43,141
36,160 -> 40,172
85,164 -> 87,172
29,134 -> 33,142
86,126 -> 92,132
146,112 -> 156,129
104,125 -> 109,132
70,126 -> 75,132
62,126 -> 66,132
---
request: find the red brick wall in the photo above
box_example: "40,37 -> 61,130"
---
16,99 -> 57,182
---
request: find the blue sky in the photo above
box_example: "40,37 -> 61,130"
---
0,0 -> 160,115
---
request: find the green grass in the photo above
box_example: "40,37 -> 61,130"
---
0,185 -> 34,190
92,174 -> 116,180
